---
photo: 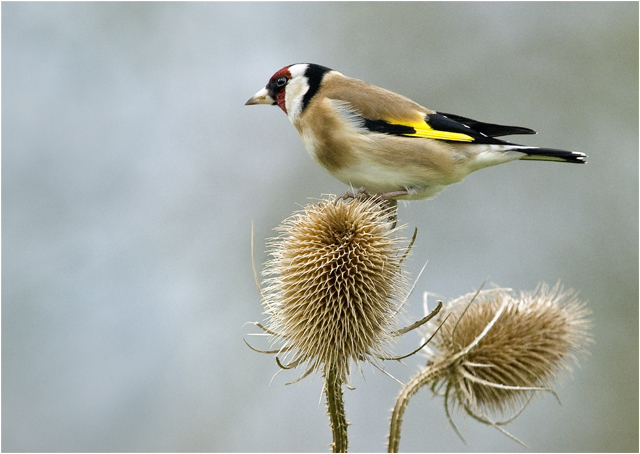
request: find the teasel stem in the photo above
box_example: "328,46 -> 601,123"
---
387,360 -> 449,453
325,363 -> 349,453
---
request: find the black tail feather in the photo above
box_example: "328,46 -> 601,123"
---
518,147 -> 587,164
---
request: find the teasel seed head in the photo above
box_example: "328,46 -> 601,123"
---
260,196 -> 410,384
426,283 -> 592,443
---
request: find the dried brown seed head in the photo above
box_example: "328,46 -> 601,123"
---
430,284 -> 592,416
262,196 -> 410,383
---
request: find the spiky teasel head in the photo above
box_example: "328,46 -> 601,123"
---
260,196 -> 410,384
424,283 -> 592,443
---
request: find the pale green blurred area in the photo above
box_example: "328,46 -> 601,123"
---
2,2 -> 637,452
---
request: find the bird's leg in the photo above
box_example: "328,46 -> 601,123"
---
384,198 -> 399,230
376,189 -> 410,200
337,188 -> 408,204
375,190 -> 409,230
335,188 -> 407,229
335,187 -> 372,205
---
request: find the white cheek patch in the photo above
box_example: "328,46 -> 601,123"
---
285,77 -> 309,122
288,63 -> 309,78
285,64 -> 311,122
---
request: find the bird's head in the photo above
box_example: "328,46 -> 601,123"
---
246,63 -> 332,120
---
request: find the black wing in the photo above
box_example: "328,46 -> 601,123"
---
435,112 -> 537,138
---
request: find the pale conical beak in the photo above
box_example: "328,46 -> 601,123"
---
245,87 -> 275,105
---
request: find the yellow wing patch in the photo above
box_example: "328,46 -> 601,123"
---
385,116 -> 474,142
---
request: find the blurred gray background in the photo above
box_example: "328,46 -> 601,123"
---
3,2 -> 638,452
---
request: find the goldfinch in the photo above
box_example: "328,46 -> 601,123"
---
246,63 -> 587,200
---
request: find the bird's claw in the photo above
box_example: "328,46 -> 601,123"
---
335,187 -> 373,205
334,187 -> 402,230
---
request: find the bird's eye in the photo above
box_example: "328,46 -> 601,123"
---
276,76 -> 288,87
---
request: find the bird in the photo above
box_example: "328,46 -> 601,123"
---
246,63 -> 587,200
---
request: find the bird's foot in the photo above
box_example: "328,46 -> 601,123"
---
335,187 -> 373,205
335,188 -> 409,204
335,188 -> 405,230
376,189 -> 410,200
